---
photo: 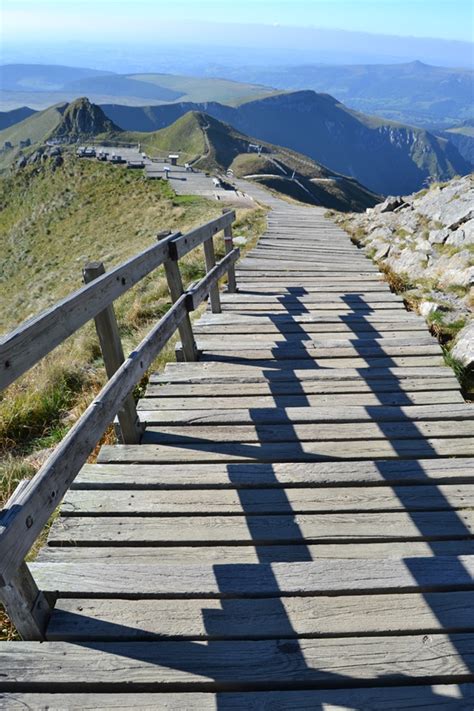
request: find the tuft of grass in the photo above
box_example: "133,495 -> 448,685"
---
379,264 -> 414,294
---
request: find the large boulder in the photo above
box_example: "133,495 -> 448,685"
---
451,321 -> 474,370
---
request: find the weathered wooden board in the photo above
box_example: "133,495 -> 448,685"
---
138,392 -> 463,411
192,340 -> 441,356
199,355 -> 444,369
145,379 -> 460,398
4,687 -> 473,710
1,635 -> 473,689
73,457 -> 474,489
46,511 -> 474,546
48,590 -> 474,641
30,556 -> 474,596
141,420 -> 474,445
35,539 -> 474,564
61,484 -> 474,516
98,437 -> 474,463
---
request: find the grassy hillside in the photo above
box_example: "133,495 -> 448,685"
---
0,153 -> 220,331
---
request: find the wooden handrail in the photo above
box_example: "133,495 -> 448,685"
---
0,210 -> 235,392
0,209 -> 238,639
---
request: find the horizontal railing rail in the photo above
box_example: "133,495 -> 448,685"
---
0,208 -> 238,640
0,211 -> 235,391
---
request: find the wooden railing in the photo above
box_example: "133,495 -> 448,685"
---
0,209 -> 239,640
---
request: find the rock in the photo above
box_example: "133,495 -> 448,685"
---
386,248 -> 427,279
376,195 -> 405,213
445,220 -> 474,247
16,155 -> 27,169
451,321 -> 474,369
419,301 -> 439,318
51,154 -> 64,170
373,243 -> 390,261
428,228 -> 449,244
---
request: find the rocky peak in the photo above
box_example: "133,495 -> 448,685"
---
50,97 -> 121,141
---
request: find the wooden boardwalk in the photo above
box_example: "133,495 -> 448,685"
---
2,186 -> 474,708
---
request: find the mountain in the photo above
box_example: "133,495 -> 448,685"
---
0,106 -> 36,130
49,97 -> 120,141
0,64 -> 113,92
0,64 -> 276,110
0,98 -> 122,171
207,61 -> 474,129
437,120 -> 474,166
102,91 -> 471,196
123,110 -> 380,212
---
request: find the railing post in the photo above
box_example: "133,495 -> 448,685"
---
160,232 -> 199,362
222,207 -> 238,293
83,261 -> 143,444
203,234 -> 222,314
0,481 -> 52,640
0,562 -> 51,640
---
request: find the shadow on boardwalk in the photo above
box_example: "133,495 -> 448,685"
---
61,286 -> 473,705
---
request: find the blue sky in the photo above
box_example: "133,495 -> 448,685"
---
2,0 -> 474,42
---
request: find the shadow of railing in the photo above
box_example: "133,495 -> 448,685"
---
53,228 -> 473,703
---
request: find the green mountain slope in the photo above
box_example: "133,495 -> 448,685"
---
102,91 -> 471,195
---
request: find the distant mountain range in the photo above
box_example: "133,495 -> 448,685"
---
207,61 -> 474,129
2,61 -> 472,131
100,91 -> 471,195
0,64 -> 276,110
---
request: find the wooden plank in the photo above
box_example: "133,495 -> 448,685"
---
160,363 -> 453,382
35,539 -> 474,564
194,344 -> 443,359
0,297 -> 188,586
73,457 -> 474,489
98,437 -> 474,463
198,356 -> 444,370
60,484 -> 474,516
4,687 -> 473,710
48,591 -> 474,641
0,635 -> 473,690
193,335 -> 439,350
138,404 -> 471,425
141,421 -> 474,445
145,378 -> 460,397
46,511 -> 474,546
30,556 -> 474,596
194,322 -> 429,334
138,392 -> 464,411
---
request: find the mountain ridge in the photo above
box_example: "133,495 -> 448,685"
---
101,90 -> 471,195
